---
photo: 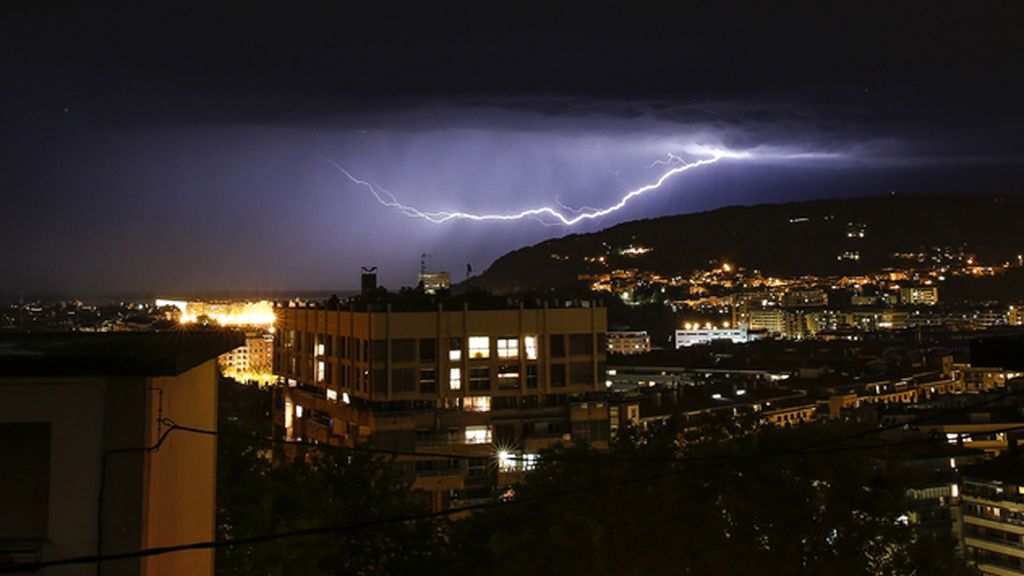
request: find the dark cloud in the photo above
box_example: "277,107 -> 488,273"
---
1,2 -> 1022,296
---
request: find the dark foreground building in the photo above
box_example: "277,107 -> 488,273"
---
0,331 -> 241,576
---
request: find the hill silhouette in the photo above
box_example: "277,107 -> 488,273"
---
463,194 -> 1024,293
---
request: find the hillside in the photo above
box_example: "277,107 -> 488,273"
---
463,194 -> 1024,294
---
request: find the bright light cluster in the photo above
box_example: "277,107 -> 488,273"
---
326,149 -> 738,226
156,299 -> 276,327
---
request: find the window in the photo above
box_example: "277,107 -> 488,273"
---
550,334 -> 566,358
551,363 -> 567,387
571,361 -> 594,385
464,396 -> 491,412
469,367 -> 491,391
449,337 -> 463,361
493,396 -> 518,411
468,336 -> 490,359
371,340 -> 388,363
497,364 -> 519,389
392,339 -> 416,363
465,426 -> 492,444
449,368 -> 462,390
0,423 -> 50,541
467,457 -> 489,478
524,335 -> 538,360
372,368 -> 387,394
317,360 -> 329,384
569,334 -> 593,356
419,338 -> 436,362
497,337 -> 519,359
326,388 -> 338,402
494,423 -> 516,445
420,369 -> 437,394
526,365 -> 538,389
392,368 -> 416,393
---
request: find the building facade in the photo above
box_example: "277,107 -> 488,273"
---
606,330 -> 651,355
272,301 -> 608,511
958,459 -> 1024,575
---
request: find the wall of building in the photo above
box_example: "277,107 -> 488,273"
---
143,360 -> 219,576
0,377 -> 108,576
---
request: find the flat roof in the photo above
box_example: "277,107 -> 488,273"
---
0,331 -> 245,377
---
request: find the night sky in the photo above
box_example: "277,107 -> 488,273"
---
2,2 -> 1023,297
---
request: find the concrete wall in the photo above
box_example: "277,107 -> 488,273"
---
142,359 -> 218,576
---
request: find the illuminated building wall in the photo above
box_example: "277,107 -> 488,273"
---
958,461 -> 1024,575
900,286 -> 939,306
272,302 -> 608,511
156,299 -> 276,327
219,331 -> 275,386
607,330 -> 651,355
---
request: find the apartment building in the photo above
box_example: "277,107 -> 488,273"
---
272,298 -> 608,511
958,457 -> 1024,575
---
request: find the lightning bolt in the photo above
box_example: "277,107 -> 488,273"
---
323,152 -> 728,226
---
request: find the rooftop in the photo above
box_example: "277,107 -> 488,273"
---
0,331 -> 244,377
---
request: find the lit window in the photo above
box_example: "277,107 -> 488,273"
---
449,349 -> 462,361
316,343 -> 325,356
464,425 -> 491,444
524,335 -> 538,360
295,404 -> 304,418
464,396 -> 491,412
342,392 -> 351,404
497,337 -> 519,359
449,337 -> 463,361
326,388 -> 338,401
317,360 -> 326,382
449,368 -> 462,390
468,336 -> 490,359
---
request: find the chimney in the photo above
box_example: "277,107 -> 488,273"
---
361,266 -> 378,296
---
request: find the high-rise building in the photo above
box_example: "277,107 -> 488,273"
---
272,299 -> 608,511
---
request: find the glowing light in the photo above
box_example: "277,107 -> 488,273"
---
326,151 -> 731,226
167,299 -> 276,328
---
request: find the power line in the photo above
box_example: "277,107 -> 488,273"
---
8,389 -> 1022,573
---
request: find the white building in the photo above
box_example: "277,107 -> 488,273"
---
675,327 -> 754,348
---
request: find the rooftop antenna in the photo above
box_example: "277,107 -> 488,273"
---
420,253 -> 431,275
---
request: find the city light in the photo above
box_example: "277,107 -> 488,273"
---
159,299 -> 277,328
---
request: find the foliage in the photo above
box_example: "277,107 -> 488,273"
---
443,418 -> 975,576
215,381 -> 445,576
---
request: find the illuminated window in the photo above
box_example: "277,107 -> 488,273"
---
524,335 -> 538,360
295,404 -> 304,418
497,337 -> 519,359
449,337 -> 462,361
449,368 -> 462,390
464,425 -> 491,444
317,360 -> 326,383
464,396 -> 491,412
468,336 -> 490,359
326,388 -> 338,402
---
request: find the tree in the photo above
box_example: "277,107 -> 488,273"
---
444,418 -> 975,576
215,381 -> 444,576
